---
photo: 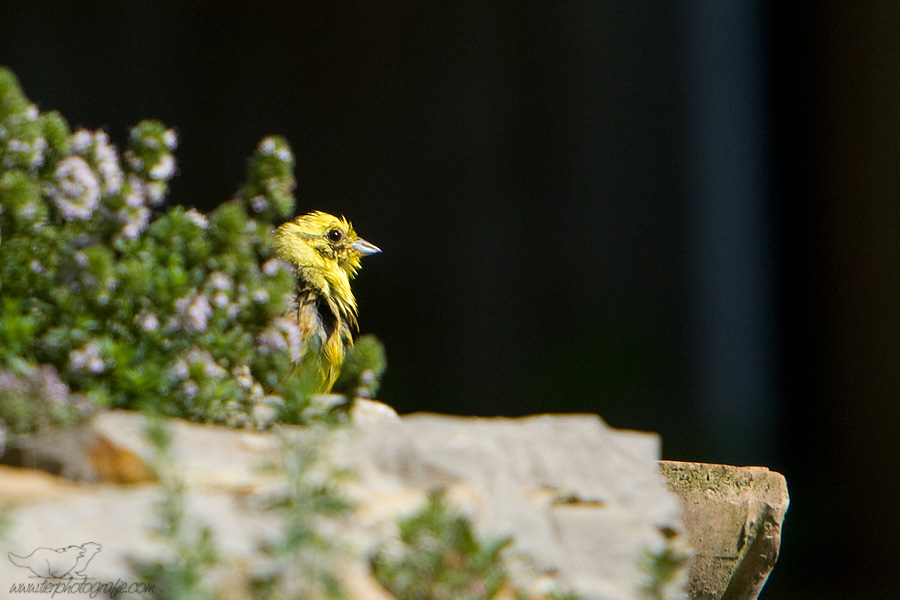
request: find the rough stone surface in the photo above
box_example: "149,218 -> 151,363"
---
0,409 -> 785,600
658,461 -> 789,600
331,413 -> 690,600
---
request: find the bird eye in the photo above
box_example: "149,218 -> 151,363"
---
327,229 -> 343,242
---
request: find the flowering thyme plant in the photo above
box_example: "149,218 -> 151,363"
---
0,67 -> 318,438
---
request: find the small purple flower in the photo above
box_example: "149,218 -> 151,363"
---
226,303 -> 240,320
165,315 -> 180,332
275,147 -> 292,162
184,208 -> 208,229
0,366 -> 86,419
94,131 -> 123,196
71,129 -> 93,153
149,155 -> 176,181
86,357 -> 104,375
145,181 -> 166,206
125,151 -> 144,171
69,342 -> 104,374
262,259 -> 287,277
276,317 -> 303,362
174,293 -> 213,333
163,129 -> 178,151
5,136 -> 49,171
184,295 -> 212,333
233,365 -> 254,390
118,206 -> 150,240
209,272 -> 232,291
250,196 -> 268,213
53,156 -> 100,221
181,380 -> 199,400
35,365 -> 72,399
203,359 -> 227,379
123,175 -> 146,208
174,295 -> 190,314
139,312 -> 160,331
256,330 -> 287,354
171,359 -> 189,380
212,292 -> 229,308
250,382 -> 265,400
29,137 -> 47,169
259,138 -> 276,155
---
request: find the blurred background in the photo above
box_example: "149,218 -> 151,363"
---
2,2 -> 898,598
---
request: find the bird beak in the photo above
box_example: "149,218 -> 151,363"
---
352,238 -> 381,256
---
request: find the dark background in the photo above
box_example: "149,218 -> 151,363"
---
3,3 -> 899,598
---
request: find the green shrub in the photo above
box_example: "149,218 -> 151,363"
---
372,492 -> 512,600
132,417 -> 219,600
0,67 -> 332,435
252,428 -> 352,600
332,333 -> 387,399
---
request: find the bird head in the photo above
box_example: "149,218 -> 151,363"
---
274,211 -> 380,314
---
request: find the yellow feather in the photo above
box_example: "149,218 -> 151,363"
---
274,211 -> 380,392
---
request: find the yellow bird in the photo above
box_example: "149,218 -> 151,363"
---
274,211 -> 380,393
